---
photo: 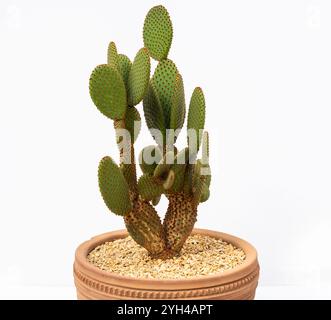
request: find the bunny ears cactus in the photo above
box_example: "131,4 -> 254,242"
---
88,5 -> 211,259
143,5 -> 173,61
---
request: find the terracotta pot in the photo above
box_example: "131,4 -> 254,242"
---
73,228 -> 259,300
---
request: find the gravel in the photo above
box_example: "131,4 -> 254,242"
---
87,234 -> 246,279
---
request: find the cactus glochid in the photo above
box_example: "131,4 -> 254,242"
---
89,5 -> 211,259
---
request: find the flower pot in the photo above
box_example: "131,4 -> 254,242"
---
73,228 -> 259,300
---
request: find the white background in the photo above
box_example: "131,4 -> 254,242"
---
0,0 -> 331,299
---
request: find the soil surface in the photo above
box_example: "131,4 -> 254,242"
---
87,234 -> 246,279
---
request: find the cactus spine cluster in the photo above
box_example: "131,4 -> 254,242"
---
89,5 -> 211,259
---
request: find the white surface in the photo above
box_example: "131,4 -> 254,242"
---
1,0 -> 331,298
0,286 -> 330,300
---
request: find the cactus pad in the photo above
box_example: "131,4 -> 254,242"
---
107,41 -> 118,67
205,166 -> 211,187
168,149 -> 189,192
128,48 -> 151,106
137,174 -> 164,201
192,160 -> 202,190
143,82 -> 166,145
152,59 -> 178,128
199,183 -> 210,203
117,54 -> 131,88
170,73 -> 186,131
89,64 -> 127,120
192,175 -> 206,203
187,87 -> 206,152
98,156 -> 132,215
143,5 -> 173,61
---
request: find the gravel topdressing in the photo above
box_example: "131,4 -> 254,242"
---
87,234 -> 246,279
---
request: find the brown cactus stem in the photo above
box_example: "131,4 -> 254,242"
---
163,192 -> 198,254
124,197 -> 167,257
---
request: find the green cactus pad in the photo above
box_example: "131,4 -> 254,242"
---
139,145 -> 162,175
107,42 -> 118,67
170,73 -> 186,131
200,132 -> 211,188
200,183 -> 210,203
152,59 -> 178,128
143,82 -> 166,145
125,107 -> 141,143
98,156 -> 132,215
187,87 -> 206,152
169,149 -> 189,192
143,5 -> 173,61
89,64 -> 127,120
137,174 -> 164,201
192,175 -> 206,204
192,160 -> 202,191
128,48 -> 151,106
192,160 -> 207,189
117,54 -> 132,88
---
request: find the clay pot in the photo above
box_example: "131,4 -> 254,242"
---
73,228 -> 259,300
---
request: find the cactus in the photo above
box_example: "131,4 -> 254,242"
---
117,54 -> 131,89
152,59 -> 178,129
89,64 -> 127,120
143,82 -> 166,146
98,156 -> 132,215
127,48 -> 151,106
88,5 -> 212,259
137,174 -> 164,201
143,5 -> 173,61
169,74 -> 186,142
187,87 -> 206,153
107,41 -> 118,67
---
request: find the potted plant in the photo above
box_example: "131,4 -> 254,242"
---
73,5 -> 259,300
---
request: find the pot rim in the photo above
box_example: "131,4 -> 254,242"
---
74,228 -> 259,290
